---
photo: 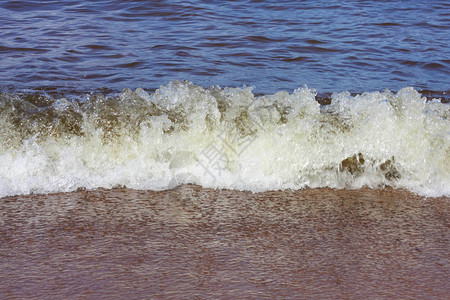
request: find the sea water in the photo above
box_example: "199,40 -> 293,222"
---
0,1 -> 449,197
0,82 -> 448,197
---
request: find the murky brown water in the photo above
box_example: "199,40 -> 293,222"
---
0,186 -> 448,299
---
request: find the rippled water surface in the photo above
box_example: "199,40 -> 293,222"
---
1,0 -> 449,93
1,3 -> 449,298
1,187 -> 449,298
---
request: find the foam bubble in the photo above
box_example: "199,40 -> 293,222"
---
0,81 -> 448,197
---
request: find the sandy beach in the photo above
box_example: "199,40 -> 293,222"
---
0,186 -> 448,299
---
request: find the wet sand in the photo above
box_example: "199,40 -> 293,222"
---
0,186 -> 448,299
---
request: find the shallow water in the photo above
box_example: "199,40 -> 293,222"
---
0,187 -> 448,298
1,83 -> 449,197
1,1 -> 449,198
1,2 -> 449,298
1,0 -> 449,94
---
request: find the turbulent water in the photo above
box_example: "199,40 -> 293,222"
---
0,81 -> 448,197
0,1 -> 449,197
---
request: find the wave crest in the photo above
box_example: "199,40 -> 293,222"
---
0,81 -> 449,197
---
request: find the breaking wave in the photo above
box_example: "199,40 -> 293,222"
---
0,81 -> 449,197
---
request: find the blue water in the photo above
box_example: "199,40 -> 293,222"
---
0,1 -> 449,197
0,0 -> 449,94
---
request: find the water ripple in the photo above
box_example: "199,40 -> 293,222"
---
0,0 -> 448,93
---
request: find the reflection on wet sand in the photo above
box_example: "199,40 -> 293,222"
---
0,186 -> 448,298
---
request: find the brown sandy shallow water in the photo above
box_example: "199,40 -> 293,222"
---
0,186 -> 448,299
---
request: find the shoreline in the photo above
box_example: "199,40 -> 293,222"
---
1,186 -> 449,298
2,184 -> 450,201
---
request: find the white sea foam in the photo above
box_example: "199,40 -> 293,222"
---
0,81 -> 449,197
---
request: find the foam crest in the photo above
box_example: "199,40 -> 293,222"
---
0,81 -> 448,197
